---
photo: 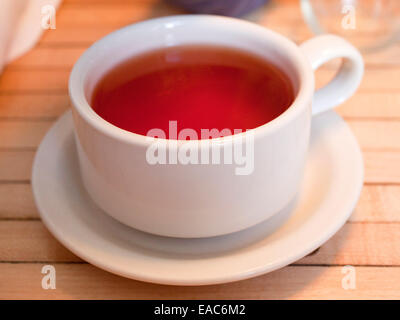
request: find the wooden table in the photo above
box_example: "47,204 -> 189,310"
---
1,0 -> 399,299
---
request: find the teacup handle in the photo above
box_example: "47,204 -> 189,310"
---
300,34 -> 364,115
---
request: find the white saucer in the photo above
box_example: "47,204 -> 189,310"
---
32,110 -> 363,286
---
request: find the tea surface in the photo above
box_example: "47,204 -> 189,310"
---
91,45 -> 294,139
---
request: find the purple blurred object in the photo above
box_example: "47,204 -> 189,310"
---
166,0 -> 269,17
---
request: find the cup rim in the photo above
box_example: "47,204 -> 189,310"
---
69,14 -> 314,146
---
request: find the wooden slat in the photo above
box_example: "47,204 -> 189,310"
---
0,221 -> 79,262
0,151 -> 35,181
1,185 -> 400,222
0,121 -> 52,148
0,264 -> 399,299
10,48 -> 84,69
0,70 -> 68,93
298,223 -> 400,266
0,94 -> 69,119
336,92 -> 400,119
55,1 -> 160,25
364,151 -> 400,184
348,121 -> 400,151
0,184 -> 37,219
1,220 -> 399,266
56,2 -> 184,27
39,26 -> 117,46
349,185 -> 400,222
319,68 -> 400,92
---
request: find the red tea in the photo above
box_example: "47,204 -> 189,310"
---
91,45 -> 294,139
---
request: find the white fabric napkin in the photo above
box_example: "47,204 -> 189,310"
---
0,0 -> 61,71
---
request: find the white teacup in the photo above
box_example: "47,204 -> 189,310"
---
69,15 -> 363,238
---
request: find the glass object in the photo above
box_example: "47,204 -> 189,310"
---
300,0 -> 400,53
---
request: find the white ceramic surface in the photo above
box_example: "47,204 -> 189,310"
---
69,15 -> 364,238
32,110 -> 363,285
0,0 -> 61,71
